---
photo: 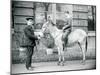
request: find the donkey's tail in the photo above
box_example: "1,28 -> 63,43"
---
85,36 -> 88,52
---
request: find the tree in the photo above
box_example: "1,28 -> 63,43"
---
33,3 -> 36,24
43,3 -> 50,21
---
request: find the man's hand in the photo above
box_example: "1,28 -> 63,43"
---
37,35 -> 41,40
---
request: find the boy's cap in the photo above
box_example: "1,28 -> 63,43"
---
26,17 -> 34,20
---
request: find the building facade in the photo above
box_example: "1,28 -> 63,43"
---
12,1 -> 96,63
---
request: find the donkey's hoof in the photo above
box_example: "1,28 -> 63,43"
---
61,62 -> 64,66
81,61 -> 86,65
62,63 -> 64,66
57,62 -> 60,66
60,62 -> 64,66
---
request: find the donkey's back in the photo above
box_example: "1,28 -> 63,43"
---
67,29 -> 87,45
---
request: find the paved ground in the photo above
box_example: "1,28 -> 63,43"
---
11,59 -> 96,74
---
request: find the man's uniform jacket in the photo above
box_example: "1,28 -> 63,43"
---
22,25 -> 38,47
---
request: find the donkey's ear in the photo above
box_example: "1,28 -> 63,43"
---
51,21 -> 55,26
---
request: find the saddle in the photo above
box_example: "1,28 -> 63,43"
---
63,25 -> 71,32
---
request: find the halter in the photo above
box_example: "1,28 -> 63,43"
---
42,21 -> 62,39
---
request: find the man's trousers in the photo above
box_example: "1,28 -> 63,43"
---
25,46 -> 34,69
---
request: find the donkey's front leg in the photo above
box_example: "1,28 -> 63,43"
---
57,55 -> 61,66
62,44 -> 65,66
61,51 -> 65,66
62,55 -> 65,66
81,44 -> 86,65
57,47 -> 61,66
60,45 -> 65,66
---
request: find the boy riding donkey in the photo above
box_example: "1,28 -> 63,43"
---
47,11 -> 72,48
62,11 -> 72,48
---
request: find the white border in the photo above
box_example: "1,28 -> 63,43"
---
0,0 -> 100,75
13,0 -> 96,5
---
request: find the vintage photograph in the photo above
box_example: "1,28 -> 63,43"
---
11,0 -> 96,74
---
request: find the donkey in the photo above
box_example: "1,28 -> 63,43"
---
41,20 -> 88,66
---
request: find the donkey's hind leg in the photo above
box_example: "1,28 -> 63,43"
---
82,46 -> 86,64
78,42 -> 86,64
57,55 -> 61,65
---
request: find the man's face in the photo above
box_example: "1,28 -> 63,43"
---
27,19 -> 34,25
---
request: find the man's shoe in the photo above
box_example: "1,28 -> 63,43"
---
27,67 -> 34,70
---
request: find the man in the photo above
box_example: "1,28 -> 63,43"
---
62,11 -> 72,46
23,17 -> 39,70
